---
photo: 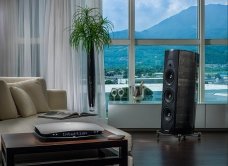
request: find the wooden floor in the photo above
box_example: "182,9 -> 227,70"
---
128,131 -> 228,166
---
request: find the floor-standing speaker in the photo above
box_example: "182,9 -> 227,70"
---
161,49 -> 199,135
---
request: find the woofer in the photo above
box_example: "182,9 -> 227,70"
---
164,89 -> 174,103
163,107 -> 172,121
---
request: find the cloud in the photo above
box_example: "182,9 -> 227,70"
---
103,0 -> 227,32
135,0 -> 162,9
103,0 -> 128,31
165,0 -> 196,20
135,0 -> 166,31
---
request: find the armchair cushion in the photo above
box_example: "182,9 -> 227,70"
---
47,89 -> 67,110
8,79 -> 49,113
0,80 -> 18,120
10,87 -> 37,117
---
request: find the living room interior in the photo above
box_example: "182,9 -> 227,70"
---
0,0 -> 227,166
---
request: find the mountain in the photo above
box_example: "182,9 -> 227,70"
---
111,4 -> 228,39
205,4 -> 228,38
110,30 -> 128,39
137,5 -> 197,38
106,4 -> 228,70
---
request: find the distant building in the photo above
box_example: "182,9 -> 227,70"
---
136,78 -> 163,84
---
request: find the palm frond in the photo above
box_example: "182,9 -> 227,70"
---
69,6 -> 113,54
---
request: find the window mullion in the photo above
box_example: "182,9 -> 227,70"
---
198,0 -> 205,103
205,39 -> 228,45
129,0 -> 135,87
135,39 -> 199,45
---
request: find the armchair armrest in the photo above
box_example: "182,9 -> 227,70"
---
47,89 -> 67,110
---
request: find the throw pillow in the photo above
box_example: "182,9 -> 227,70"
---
8,79 -> 50,113
36,78 -> 48,100
10,86 -> 37,117
0,80 -> 18,120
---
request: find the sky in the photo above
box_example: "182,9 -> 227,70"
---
103,0 -> 228,32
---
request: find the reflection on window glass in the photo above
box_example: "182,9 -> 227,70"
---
205,46 -> 228,103
135,46 -> 198,102
104,46 -> 129,102
205,1 -> 228,39
103,0 -> 128,39
135,0 -> 197,39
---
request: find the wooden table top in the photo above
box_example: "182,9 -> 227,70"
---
1,130 -> 125,149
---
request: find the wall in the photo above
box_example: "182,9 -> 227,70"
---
108,102 -> 228,129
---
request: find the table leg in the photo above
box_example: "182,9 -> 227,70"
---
5,150 -> 14,166
119,141 -> 128,166
1,143 -> 6,166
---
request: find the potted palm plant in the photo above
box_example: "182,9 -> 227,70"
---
69,7 -> 113,110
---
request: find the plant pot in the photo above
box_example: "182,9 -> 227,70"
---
87,45 -> 95,110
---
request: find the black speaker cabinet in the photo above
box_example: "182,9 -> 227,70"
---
161,49 -> 198,135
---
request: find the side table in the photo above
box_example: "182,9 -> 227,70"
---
1,130 -> 128,166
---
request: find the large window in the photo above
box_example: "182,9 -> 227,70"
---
204,0 -> 228,103
104,46 -> 129,102
205,46 -> 228,103
103,0 -> 228,104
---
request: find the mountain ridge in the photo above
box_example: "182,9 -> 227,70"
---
111,4 -> 228,39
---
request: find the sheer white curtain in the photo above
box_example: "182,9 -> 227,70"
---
0,0 -> 18,76
0,0 -> 106,119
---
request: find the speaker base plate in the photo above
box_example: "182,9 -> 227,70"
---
156,130 -> 201,142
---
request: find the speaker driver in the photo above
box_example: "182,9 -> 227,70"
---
164,89 -> 174,103
165,69 -> 175,84
163,108 -> 172,121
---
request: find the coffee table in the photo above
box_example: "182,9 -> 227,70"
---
1,130 -> 128,166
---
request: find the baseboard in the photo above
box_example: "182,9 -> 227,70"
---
121,128 -> 228,132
